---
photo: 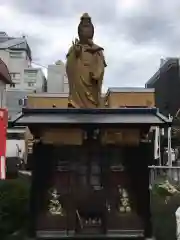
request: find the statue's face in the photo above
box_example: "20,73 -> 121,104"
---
78,18 -> 94,40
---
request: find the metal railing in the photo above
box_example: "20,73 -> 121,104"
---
149,166 -> 180,185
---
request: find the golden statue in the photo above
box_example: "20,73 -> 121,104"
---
118,185 -> 131,213
48,188 -> 64,216
66,13 -> 107,108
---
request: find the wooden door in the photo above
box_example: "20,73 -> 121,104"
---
36,146 -> 76,235
73,146 -> 106,234
105,146 -> 144,236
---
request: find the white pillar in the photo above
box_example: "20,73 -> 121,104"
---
154,126 -> 161,165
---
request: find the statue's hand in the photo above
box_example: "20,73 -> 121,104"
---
72,38 -> 81,57
90,72 -> 98,84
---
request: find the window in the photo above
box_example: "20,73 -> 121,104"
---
64,74 -> 68,84
24,70 -> 37,83
10,72 -> 21,83
63,83 -> 69,93
28,82 -> 34,87
10,51 -> 23,58
18,98 -> 27,106
7,132 -> 24,140
25,70 -> 37,78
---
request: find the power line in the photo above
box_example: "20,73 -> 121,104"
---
32,61 -> 68,77
31,61 -> 48,69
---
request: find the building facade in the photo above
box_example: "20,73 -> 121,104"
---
47,60 -> 69,93
0,58 -> 12,108
24,68 -> 47,92
6,90 -> 34,118
0,32 -> 31,90
0,32 -> 46,91
0,32 -> 46,117
145,58 -> 180,117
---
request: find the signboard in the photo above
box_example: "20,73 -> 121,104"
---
101,129 -> 140,146
41,128 -> 83,145
0,108 -> 8,179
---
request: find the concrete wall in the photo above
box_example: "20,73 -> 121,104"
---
0,49 -> 45,92
47,62 -> 69,93
0,80 -> 6,108
6,90 -> 34,117
0,49 -> 30,91
24,68 -> 46,92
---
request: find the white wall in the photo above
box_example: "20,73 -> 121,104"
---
6,89 -> 33,117
23,68 -> 45,92
0,80 -> 6,108
0,49 -> 45,93
0,49 -> 31,91
47,62 -> 69,93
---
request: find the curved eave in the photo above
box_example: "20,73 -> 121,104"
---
0,58 -> 12,84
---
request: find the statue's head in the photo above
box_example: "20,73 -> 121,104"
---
78,13 -> 94,42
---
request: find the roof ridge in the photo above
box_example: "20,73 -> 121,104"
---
0,38 -> 27,49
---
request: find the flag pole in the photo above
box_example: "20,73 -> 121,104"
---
154,126 -> 161,165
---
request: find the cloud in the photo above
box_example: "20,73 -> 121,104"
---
1,0 -> 118,25
0,0 -> 180,89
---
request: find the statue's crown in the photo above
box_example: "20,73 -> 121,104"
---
81,13 -> 91,20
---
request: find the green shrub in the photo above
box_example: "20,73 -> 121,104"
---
1,176 -> 180,240
0,178 -> 30,239
151,179 -> 180,240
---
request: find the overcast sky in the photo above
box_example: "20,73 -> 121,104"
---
0,0 -> 180,90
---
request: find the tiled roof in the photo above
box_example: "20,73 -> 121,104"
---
0,37 -> 32,61
0,58 -> 12,84
13,107 -> 171,126
0,38 -> 26,49
106,87 -> 154,96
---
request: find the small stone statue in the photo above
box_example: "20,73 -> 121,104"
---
48,188 -> 64,216
66,13 -> 107,108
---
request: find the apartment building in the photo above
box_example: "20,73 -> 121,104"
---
24,68 -> 46,92
0,32 -> 31,90
0,58 -> 12,108
0,32 -> 46,117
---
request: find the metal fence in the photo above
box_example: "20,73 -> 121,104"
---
149,166 -> 180,185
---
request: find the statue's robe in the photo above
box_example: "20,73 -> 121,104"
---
66,42 -> 106,108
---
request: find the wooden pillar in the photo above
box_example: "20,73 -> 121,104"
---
28,141 -> 41,237
137,142 -> 153,238
28,141 -> 54,237
123,142 -> 153,238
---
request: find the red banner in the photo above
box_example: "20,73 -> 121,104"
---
0,108 -> 8,179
